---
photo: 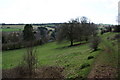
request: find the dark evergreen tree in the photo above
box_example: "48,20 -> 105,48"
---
23,24 -> 35,41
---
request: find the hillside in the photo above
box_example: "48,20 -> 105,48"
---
2,32 -> 119,79
2,42 -> 99,78
88,32 -> 119,78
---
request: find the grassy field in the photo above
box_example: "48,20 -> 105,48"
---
1,25 -> 54,32
1,28 -> 23,32
2,41 -> 99,78
0,25 -> 24,32
2,32 -> 119,78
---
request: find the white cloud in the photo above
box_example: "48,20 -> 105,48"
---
0,0 -> 119,24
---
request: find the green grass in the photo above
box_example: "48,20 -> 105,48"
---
101,32 -> 118,67
2,41 -> 99,78
1,24 -> 55,32
2,32 -> 119,78
1,28 -> 23,32
90,32 -> 119,78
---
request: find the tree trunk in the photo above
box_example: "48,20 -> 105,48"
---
70,40 -> 73,46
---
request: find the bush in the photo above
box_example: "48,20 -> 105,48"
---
80,63 -> 90,69
90,36 -> 101,51
2,42 -> 22,51
105,26 -> 112,32
100,30 -> 104,35
2,40 -> 43,51
87,56 -> 94,60
7,43 -> 14,50
113,25 -> 120,32
33,39 -> 43,46
19,47 -> 38,76
114,34 -> 120,40
2,44 -> 7,51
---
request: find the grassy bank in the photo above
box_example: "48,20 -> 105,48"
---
2,41 -> 99,78
2,32 -> 119,78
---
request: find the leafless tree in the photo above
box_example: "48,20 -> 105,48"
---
19,45 -> 38,77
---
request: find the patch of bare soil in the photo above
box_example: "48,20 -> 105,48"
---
2,66 -> 64,79
87,64 -> 118,79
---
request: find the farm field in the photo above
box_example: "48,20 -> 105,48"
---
0,24 -> 55,32
2,32 -> 119,78
1,28 -> 23,32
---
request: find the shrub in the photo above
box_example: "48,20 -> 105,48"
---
2,44 -> 7,51
90,36 -> 101,51
100,29 -> 106,35
2,40 -> 43,51
87,56 -> 94,60
114,34 -> 120,40
100,30 -> 104,35
7,43 -> 14,50
33,39 -> 43,46
80,63 -> 90,69
113,25 -> 120,32
2,42 -> 22,51
19,46 -> 38,76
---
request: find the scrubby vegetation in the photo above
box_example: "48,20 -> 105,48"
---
2,41 -> 99,78
1,17 -> 120,79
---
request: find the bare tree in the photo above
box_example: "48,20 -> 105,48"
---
80,16 -> 88,24
57,19 -> 79,46
57,17 -> 97,46
19,45 -> 38,77
80,16 -> 97,41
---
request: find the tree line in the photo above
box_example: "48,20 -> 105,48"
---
2,16 -> 120,51
56,16 -> 97,46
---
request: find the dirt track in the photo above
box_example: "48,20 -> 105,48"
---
2,66 -> 64,79
87,64 -> 117,79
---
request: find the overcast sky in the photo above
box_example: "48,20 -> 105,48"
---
0,0 -> 119,24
